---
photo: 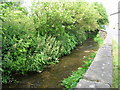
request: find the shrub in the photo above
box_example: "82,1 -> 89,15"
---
1,1 -> 108,83
61,33 -> 103,88
92,2 -> 109,26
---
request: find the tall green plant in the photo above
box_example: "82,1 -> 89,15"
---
2,1 -> 108,83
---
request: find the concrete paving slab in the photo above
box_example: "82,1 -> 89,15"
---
75,30 -> 112,88
76,79 -> 110,88
83,47 -> 112,85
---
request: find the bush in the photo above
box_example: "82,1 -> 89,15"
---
92,2 -> 109,26
1,1 -> 108,83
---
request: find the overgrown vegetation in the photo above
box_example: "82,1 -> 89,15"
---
112,40 -> 120,88
1,1 -> 108,83
94,34 -> 104,47
61,52 -> 96,88
61,33 -> 103,88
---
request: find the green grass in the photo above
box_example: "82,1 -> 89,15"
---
112,40 -> 120,88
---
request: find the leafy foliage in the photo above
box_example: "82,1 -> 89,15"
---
61,34 -> 103,88
1,1 -> 108,83
92,2 -> 109,26
61,52 -> 96,88
94,33 -> 104,47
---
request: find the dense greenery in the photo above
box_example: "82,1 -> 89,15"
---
92,2 -> 109,26
1,1 -> 108,83
61,33 -> 103,88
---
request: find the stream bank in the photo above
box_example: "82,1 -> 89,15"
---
3,38 -> 99,88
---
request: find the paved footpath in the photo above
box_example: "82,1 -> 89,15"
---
75,28 -> 113,88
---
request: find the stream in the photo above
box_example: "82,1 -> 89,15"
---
3,38 -> 99,88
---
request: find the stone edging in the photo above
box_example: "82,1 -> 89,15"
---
76,30 -> 112,88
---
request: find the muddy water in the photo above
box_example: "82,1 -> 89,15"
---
3,38 -> 99,88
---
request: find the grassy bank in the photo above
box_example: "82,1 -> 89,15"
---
61,33 -> 103,88
112,40 -> 120,88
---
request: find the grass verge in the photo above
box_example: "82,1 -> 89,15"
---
112,40 -> 120,88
